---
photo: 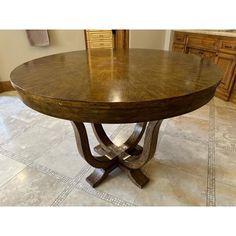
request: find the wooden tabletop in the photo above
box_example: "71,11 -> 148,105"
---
10,49 -> 222,123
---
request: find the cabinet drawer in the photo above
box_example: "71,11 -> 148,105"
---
187,36 -> 217,50
173,32 -> 186,44
87,41 -> 113,49
220,41 -> 236,52
188,48 -> 216,62
172,43 -> 185,52
86,31 -> 112,40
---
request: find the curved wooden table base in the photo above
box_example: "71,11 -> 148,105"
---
71,120 -> 163,188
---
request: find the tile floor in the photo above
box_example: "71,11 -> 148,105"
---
0,91 -> 236,206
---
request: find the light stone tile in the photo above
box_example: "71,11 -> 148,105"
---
0,167 -> 66,206
0,116 -> 30,145
164,116 -> 209,143
110,123 -> 136,146
214,97 -> 236,110
0,96 -> 26,118
62,188 -> 112,206
215,106 -> 236,125
35,135 -> 87,178
215,123 -> 236,151
100,123 -> 121,137
156,134 -> 208,177
215,148 -> 236,187
33,113 -> 73,133
216,182 -> 236,206
134,161 -> 207,206
183,104 -> 209,121
0,154 -> 25,187
1,125 -> 63,163
11,108 -> 44,124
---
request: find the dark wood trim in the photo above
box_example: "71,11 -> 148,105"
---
84,30 -> 88,49
229,68 -> 236,103
114,30 -> 129,49
0,81 -> 15,93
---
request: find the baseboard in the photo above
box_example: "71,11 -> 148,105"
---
0,81 -> 15,93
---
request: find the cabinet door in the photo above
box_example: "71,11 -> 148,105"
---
187,47 -> 216,63
172,43 -> 185,53
215,53 -> 236,91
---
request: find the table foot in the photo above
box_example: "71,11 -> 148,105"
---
121,167 -> 149,188
86,164 -> 117,188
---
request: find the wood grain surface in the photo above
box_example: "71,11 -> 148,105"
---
10,49 -> 223,123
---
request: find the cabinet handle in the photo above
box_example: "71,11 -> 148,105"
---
224,45 -> 233,49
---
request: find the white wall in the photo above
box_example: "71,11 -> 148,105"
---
0,30 -> 86,81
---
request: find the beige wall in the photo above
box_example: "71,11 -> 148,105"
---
0,30 -> 86,81
0,30 -> 171,82
129,30 -> 167,50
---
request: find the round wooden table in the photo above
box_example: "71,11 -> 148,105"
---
10,49 -> 222,188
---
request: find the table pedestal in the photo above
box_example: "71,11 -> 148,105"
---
71,120 -> 163,189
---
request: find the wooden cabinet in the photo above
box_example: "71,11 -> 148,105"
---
172,31 -> 236,102
85,30 -> 113,49
215,53 -> 236,97
85,30 -> 129,50
187,48 -> 216,63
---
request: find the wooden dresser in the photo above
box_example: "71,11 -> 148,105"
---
172,31 -> 236,102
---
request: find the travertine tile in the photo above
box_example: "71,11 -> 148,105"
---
215,123 -> 236,151
156,134 -> 208,177
183,104 -> 209,121
33,113 -> 73,133
0,167 -> 66,206
0,96 -> 26,118
11,108 -> 43,124
134,160 -> 207,206
215,106 -> 236,125
62,188 -> 112,206
0,154 -> 25,187
215,148 -> 236,187
216,182 -> 236,206
35,134 -> 87,178
214,97 -> 236,110
1,125 -> 63,163
164,115 -> 209,143
0,116 -> 30,145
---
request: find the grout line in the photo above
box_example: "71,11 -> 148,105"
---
0,168 -> 27,189
0,146 -> 71,183
76,182 -> 135,206
0,124 -> 135,207
51,165 -> 91,206
206,99 -> 216,206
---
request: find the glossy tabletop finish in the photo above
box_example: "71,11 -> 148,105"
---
10,49 -> 223,123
